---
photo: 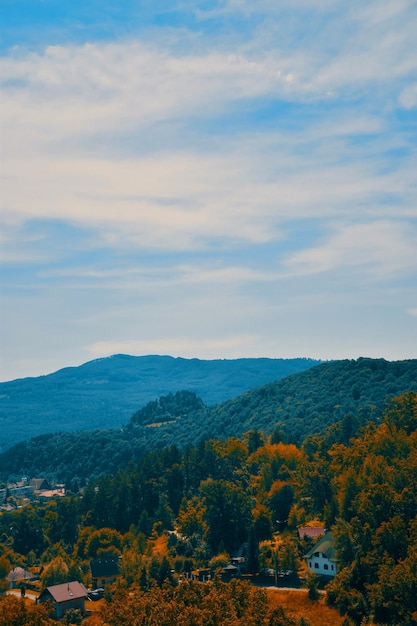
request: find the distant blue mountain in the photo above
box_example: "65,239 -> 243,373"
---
0,354 -> 321,452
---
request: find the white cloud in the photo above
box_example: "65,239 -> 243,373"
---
284,221 -> 417,278
399,83 -> 417,109
2,93 -> 414,254
1,42 -> 319,152
36,262 -> 275,291
1,6 -> 415,258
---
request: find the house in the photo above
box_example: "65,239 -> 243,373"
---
298,526 -> 325,540
7,481 -> 34,500
304,531 -> 338,577
221,564 -> 239,582
6,567 -> 36,589
38,581 -> 88,619
90,558 -> 120,589
30,478 -> 51,492
189,568 -> 211,582
30,478 -> 66,501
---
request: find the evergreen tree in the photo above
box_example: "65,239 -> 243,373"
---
246,525 -> 259,575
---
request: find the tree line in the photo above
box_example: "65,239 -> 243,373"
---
0,392 -> 416,624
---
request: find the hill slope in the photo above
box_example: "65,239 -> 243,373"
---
1,358 -> 415,482
135,357 -> 417,450
202,356 -> 417,443
0,354 -> 320,451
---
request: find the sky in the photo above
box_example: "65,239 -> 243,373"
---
1,0 -> 416,382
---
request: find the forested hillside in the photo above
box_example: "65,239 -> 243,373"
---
0,354 -> 320,451
205,357 -> 417,442
0,358 -> 415,483
1,392 -> 416,625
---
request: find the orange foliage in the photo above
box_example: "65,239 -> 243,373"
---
268,479 -> 288,497
81,614 -> 104,625
251,442 -> 305,466
86,583 -> 348,626
266,589 -> 344,626
152,532 -> 169,557
0,594 -> 54,626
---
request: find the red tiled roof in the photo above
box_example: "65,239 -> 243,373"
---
298,527 -> 325,539
44,581 -> 88,603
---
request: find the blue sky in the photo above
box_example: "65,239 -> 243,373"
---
1,0 -> 416,381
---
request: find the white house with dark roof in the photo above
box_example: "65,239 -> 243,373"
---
304,531 -> 338,577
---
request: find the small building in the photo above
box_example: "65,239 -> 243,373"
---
90,558 -> 120,589
190,568 -> 211,582
6,567 -> 36,589
221,564 -> 239,582
304,531 -> 338,577
38,581 -> 88,619
7,482 -> 34,500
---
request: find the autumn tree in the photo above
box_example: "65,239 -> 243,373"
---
0,556 -> 10,596
41,556 -> 69,588
0,595 -> 53,626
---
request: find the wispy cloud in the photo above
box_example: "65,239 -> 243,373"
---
87,335 -> 259,360
2,9 -> 415,254
284,221 -> 417,278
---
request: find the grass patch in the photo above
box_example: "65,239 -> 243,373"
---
266,588 -> 344,626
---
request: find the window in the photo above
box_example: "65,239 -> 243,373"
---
314,563 -> 319,569
331,565 -> 334,571
324,564 -> 328,570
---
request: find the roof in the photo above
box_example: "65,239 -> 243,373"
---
90,558 -> 120,578
30,478 -> 50,491
38,489 -> 66,499
298,527 -> 325,540
6,567 -> 36,582
304,531 -> 338,562
41,581 -> 88,603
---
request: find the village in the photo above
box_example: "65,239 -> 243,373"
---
1,477 -> 338,623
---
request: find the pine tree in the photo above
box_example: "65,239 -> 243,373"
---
246,525 -> 259,575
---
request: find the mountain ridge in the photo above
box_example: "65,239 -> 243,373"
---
1,357 -> 416,483
0,354 -> 322,451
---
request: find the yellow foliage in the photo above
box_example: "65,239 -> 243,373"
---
251,442 -> 305,465
268,480 -> 287,498
266,589 -> 345,626
151,533 -> 169,558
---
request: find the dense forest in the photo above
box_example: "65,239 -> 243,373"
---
1,392 -> 416,625
1,358 -> 416,483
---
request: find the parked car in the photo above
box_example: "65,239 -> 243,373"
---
88,588 -> 104,601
